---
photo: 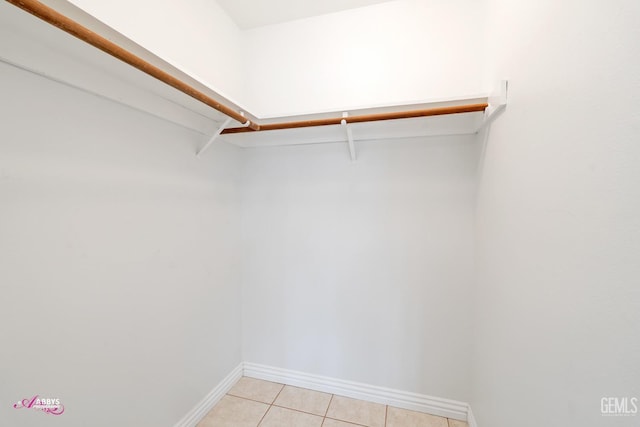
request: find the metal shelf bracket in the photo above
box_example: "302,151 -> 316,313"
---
197,117 -> 233,157
341,112 -> 357,162
479,80 -> 508,131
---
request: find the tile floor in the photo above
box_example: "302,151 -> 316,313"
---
197,377 -> 469,427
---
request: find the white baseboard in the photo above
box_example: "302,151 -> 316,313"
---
467,405 -> 478,427
243,362 -> 469,421
173,363 -> 243,427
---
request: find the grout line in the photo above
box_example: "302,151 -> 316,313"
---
271,383 -> 286,404
227,393 -> 273,406
324,394 -> 334,417
255,383 -> 285,427
385,405 -> 388,426
324,416 -> 369,427
271,403 -> 328,419
321,394 -> 334,427
262,386 -> 334,419
222,393 -> 271,427
256,401 -> 273,427
260,383 -> 285,427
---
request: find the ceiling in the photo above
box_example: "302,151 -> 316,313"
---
216,0 -> 394,29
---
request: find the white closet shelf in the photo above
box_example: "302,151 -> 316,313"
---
220,97 -> 489,148
5,0 -> 507,159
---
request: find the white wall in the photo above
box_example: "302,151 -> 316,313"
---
472,0 -> 640,426
8,1 -> 640,425
63,0 -> 247,107
0,60 -> 243,426
240,136 -> 478,401
242,0 -> 487,117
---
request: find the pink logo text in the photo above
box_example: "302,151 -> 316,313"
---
13,395 -> 65,415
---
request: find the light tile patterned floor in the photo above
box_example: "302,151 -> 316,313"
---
197,377 -> 469,427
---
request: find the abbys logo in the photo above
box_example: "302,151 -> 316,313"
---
601,397 -> 638,416
13,395 -> 65,415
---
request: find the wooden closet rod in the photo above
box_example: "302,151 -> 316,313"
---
6,0 -> 261,131
221,103 -> 489,134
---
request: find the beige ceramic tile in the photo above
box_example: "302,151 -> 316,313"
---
197,395 -> 269,427
386,406 -> 448,427
274,385 -> 332,416
326,395 -> 386,427
228,376 -> 284,404
448,419 -> 469,427
259,406 -> 324,427
322,418 -> 363,427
